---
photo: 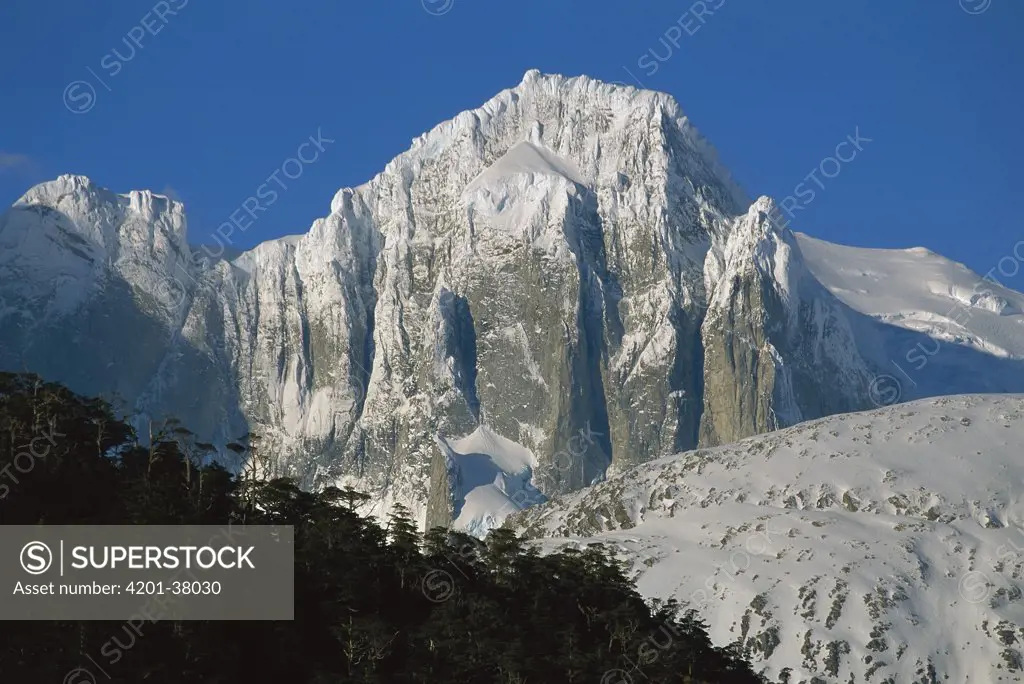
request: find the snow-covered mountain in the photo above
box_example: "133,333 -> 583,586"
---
795,233 -> 1024,402
513,394 -> 1024,683
2,71 -> 1024,537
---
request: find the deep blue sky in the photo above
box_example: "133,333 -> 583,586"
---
1,0 -> 1022,285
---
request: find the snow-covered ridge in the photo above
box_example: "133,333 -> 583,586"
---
13,173 -> 189,248
797,233 -> 1024,359
515,394 -> 1024,682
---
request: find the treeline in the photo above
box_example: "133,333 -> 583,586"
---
0,372 -> 764,683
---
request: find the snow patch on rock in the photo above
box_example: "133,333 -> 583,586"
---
437,425 -> 546,537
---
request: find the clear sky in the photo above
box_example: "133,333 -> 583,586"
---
1,0 -> 1022,286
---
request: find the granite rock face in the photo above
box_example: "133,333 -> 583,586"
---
698,198 -> 874,446
0,72 -> 883,528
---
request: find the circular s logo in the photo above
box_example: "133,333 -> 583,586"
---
20,541 -> 53,575
960,0 -> 991,14
601,669 -> 634,684
868,374 -> 902,407
421,569 -> 455,603
153,275 -> 188,315
421,0 -> 454,16
63,80 -> 97,114
959,570 -> 991,603
63,667 -> 98,684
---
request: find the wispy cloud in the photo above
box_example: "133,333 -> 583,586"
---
0,152 -> 39,177
160,184 -> 183,202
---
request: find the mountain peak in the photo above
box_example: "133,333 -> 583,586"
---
721,195 -> 798,271
331,71 -> 748,225
5,173 -> 190,289
520,67 -> 543,85
750,194 -> 780,221
16,174 -> 186,228
17,173 -> 104,206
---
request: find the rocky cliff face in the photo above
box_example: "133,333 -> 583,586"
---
0,71 -> 886,529
0,176 -> 250,447
699,197 -> 874,446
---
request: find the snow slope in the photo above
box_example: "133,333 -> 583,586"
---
515,394 -> 1024,683
464,139 -> 587,192
793,233 -> 1024,407
797,233 -> 1024,359
461,140 -> 590,240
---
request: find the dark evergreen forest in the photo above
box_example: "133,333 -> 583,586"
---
0,372 -> 764,683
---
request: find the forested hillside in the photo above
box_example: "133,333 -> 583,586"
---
0,372 -> 762,683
